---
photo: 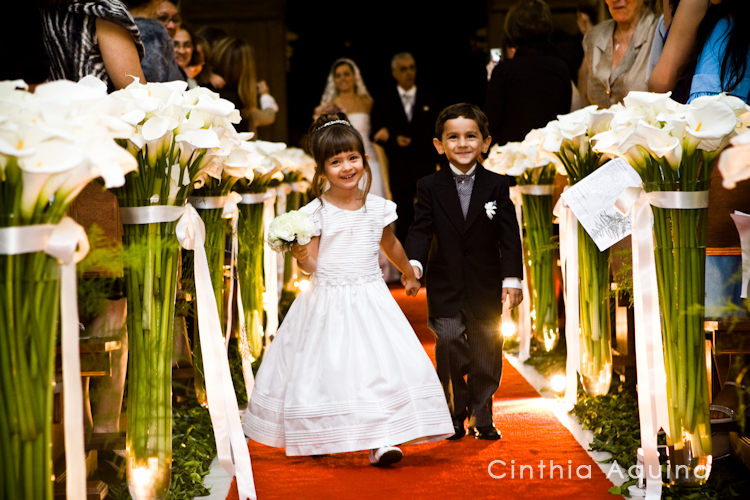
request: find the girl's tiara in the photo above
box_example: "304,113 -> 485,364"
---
316,119 -> 351,131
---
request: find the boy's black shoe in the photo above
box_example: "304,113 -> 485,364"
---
472,425 -> 501,440
447,424 -> 466,440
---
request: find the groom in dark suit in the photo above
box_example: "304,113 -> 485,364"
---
405,103 -> 523,440
372,52 -> 438,243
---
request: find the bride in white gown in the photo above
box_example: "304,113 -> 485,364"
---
315,58 -> 388,199
315,58 -> 398,280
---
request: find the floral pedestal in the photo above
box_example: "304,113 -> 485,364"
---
521,191 -> 559,351
649,184 -> 712,486
0,250 -> 60,500
122,220 -> 180,499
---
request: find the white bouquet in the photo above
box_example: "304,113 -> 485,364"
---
267,210 -> 315,252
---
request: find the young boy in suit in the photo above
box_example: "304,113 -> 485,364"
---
405,103 -> 523,440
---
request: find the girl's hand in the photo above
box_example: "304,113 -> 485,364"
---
403,275 -> 421,297
291,242 -> 309,262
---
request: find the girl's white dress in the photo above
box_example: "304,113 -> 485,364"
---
243,194 -> 453,456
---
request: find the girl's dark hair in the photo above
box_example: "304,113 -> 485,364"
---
692,0 -> 750,99
504,0 -> 553,47
306,112 -> 372,199
434,103 -> 490,140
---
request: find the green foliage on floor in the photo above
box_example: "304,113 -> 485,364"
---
102,393 -> 217,499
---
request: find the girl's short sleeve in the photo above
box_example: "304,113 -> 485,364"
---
383,199 -> 398,227
299,198 -> 322,236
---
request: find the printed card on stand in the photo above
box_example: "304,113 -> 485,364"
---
561,158 -> 642,251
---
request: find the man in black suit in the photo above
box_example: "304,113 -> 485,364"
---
405,103 -> 523,441
372,52 -> 438,243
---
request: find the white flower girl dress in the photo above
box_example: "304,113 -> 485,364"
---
243,194 -> 453,456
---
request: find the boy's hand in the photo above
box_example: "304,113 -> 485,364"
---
403,275 -> 421,297
502,287 -> 523,309
291,242 -> 309,262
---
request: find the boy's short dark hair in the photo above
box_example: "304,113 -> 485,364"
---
434,103 -> 490,140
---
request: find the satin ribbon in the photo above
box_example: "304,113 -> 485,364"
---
614,188 -> 707,500
508,186 -> 532,361
188,193 -> 243,347
0,217 -> 89,500
120,204 -> 257,500
515,184 -> 555,196
730,210 -> 750,298
553,193 -> 580,409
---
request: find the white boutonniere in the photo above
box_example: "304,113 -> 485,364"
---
485,200 -> 497,220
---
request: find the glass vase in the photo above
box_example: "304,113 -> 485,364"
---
647,182 -> 712,486
122,220 -> 180,500
237,201 -> 266,360
577,223 -> 612,396
0,250 -> 59,500
521,192 -> 559,351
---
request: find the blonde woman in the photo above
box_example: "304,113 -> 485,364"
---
210,35 -> 277,134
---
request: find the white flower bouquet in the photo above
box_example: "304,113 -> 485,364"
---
267,210 -> 315,252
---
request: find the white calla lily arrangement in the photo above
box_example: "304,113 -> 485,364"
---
0,76 -> 136,500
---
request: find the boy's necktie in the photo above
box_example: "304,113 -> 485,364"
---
455,174 -> 473,218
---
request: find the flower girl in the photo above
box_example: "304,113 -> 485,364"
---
243,113 -> 453,465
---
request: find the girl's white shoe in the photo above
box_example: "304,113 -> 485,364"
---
368,446 -> 403,466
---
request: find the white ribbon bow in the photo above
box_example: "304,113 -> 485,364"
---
120,204 -> 257,500
0,217 -> 89,500
614,187 -> 708,500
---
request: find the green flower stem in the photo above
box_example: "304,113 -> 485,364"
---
521,192 -> 558,350
638,149 -> 713,477
123,220 -> 178,497
0,250 -> 59,500
577,223 -> 612,395
237,202 -> 266,359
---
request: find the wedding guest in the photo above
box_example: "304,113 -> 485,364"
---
405,103 -> 523,441
209,35 -> 277,134
484,0 -> 571,146
124,0 -> 184,82
581,0 -> 658,107
173,25 -> 200,87
647,0 -> 710,102
371,52 -> 439,243
155,0 -> 180,38
688,0 -> 750,103
40,0 -> 145,90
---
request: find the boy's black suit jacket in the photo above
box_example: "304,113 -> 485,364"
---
405,164 -> 523,320
370,86 -> 439,189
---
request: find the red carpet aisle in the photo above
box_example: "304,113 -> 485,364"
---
226,287 -> 616,500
